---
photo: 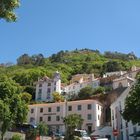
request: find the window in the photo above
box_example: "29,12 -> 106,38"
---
40,117 -> 43,122
87,114 -> 92,120
118,82 -> 123,88
87,126 -> 92,133
30,117 -> 35,123
98,105 -> 100,110
31,109 -> 34,113
77,105 -> 82,111
126,129 -> 129,140
94,83 -> 97,87
48,107 -> 51,112
39,84 -> 42,87
119,101 -> 122,111
47,88 -> 51,93
129,73 -> 132,78
38,89 -> 42,100
48,83 -> 51,86
56,116 -> 60,121
54,82 -> 56,85
40,108 -> 43,113
54,87 -> 56,91
48,116 -> 51,121
68,106 -> 72,111
87,104 -> 92,110
57,106 -> 60,112
39,89 -> 42,93
38,92 -> 42,100
98,115 -> 100,120
46,93 -> 51,99
126,122 -> 128,128
112,115 -> 114,120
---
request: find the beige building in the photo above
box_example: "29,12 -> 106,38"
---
28,100 -> 103,133
70,74 -> 95,84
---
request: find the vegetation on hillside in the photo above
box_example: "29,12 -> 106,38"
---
0,49 -> 139,100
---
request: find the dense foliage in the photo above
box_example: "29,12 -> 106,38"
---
104,51 -> 137,60
37,122 -> 48,136
68,86 -> 110,101
52,92 -> 64,102
0,76 -> 30,140
122,76 -> 140,124
11,134 -> 22,140
0,49 -> 139,100
26,122 -> 48,140
0,0 -> 20,22
64,114 -> 83,140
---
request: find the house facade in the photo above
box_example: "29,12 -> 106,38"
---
112,76 -> 135,89
28,99 -> 103,133
62,74 -> 100,97
35,71 -> 61,102
110,84 -> 140,140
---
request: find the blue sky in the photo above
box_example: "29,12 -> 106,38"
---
0,0 -> 140,63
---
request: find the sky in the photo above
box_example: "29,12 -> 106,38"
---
0,0 -> 140,63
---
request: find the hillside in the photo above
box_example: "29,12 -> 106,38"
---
0,49 -> 140,99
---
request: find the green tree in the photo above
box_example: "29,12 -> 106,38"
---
11,134 -> 22,140
0,0 -> 20,22
17,54 -> 32,66
37,122 -> 48,137
93,86 -> 105,94
11,94 -> 29,125
52,92 -> 64,102
64,114 -> 83,140
0,100 -> 11,140
0,78 -> 29,139
102,60 -> 122,73
31,54 -> 45,66
122,77 -> 140,124
77,86 -> 93,100
26,123 -> 48,140
20,92 -> 32,104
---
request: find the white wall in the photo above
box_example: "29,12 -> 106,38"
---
35,72 -> 61,102
110,84 -> 140,140
28,100 -> 103,133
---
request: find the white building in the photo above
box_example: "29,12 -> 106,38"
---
112,76 -> 135,89
28,99 -> 103,133
62,74 -> 100,96
106,66 -> 140,90
110,83 -> 140,140
35,71 -> 61,102
103,71 -> 127,78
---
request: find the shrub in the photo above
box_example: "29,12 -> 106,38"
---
11,134 -> 22,140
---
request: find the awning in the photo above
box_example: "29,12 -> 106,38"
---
90,126 -> 112,137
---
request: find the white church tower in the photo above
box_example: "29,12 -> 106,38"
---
35,71 -> 61,102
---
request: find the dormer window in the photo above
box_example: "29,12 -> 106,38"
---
48,83 -> 51,86
47,88 -> 51,93
118,82 -> 123,88
39,84 -> 42,87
